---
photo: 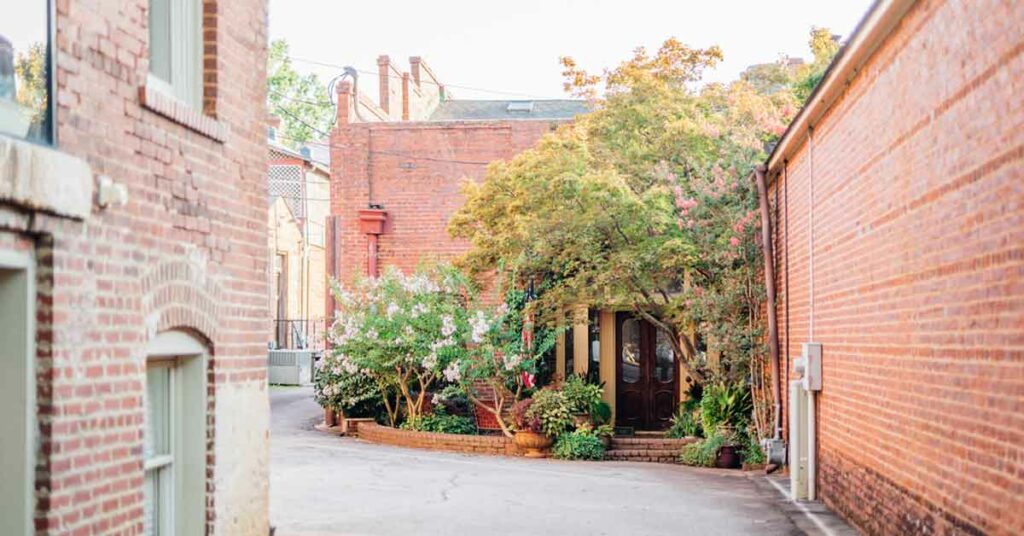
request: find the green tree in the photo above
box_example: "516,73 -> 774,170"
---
267,39 -> 333,146
793,27 -> 840,102
449,39 -> 799,385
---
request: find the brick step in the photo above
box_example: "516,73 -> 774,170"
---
610,437 -> 696,449
605,449 -> 680,463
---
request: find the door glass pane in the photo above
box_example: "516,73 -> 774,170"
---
655,330 -> 674,383
621,319 -> 640,384
145,365 -> 171,459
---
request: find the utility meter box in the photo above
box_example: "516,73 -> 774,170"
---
800,343 -> 822,391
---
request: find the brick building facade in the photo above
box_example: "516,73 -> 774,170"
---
764,1 -> 1023,534
326,55 -> 587,291
1,0 -> 270,534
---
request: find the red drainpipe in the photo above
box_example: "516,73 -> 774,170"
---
357,208 -> 388,277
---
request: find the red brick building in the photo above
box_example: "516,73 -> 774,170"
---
0,0 -> 269,534
764,1 -> 1023,534
326,56 -> 587,292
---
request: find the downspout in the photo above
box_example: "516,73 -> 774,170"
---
753,165 -> 781,441
807,126 -> 817,502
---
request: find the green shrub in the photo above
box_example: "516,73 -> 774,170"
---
525,387 -> 574,437
666,406 -> 703,439
699,383 -> 752,433
739,427 -> 765,465
679,432 -> 726,467
590,400 -> 612,425
400,411 -> 477,435
553,431 -> 606,460
562,375 -> 603,414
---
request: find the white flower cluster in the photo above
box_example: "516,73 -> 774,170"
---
421,352 -> 438,370
470,310 -> 490,343
386,302 -> 401,318
441,315 -> 456,337
443,362 -> 461,382
336,354 -> 359,375
410,303 -> 428,318
502,352 -> 522,371
402,273 -> 440,294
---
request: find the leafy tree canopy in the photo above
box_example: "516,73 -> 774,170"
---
449,37 -> 802,383
267,39 -> 333,147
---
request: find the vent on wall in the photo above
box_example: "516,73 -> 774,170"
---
507,101 -> 534,113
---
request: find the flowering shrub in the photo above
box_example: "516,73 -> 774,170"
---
313,352 -> 382,418
328,265 -> 473,424
450,288 -> 556,437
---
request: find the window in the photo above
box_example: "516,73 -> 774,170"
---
0,2 -> 55,143
144,360 -> 175,535
0,251 -> 35,536
148,0 -> 202,108
144,331 -> 207,536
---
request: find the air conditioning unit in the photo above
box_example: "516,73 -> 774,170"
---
268,350 -> 316,385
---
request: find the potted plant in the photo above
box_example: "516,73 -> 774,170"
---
562,375 -> 603,426
714,426 -> 742,469
510,398 -> 552,458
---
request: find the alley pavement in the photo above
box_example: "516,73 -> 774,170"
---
270,386 -> 809,536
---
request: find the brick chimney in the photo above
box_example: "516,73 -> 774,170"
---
334,80 -> 353,124
377,55 -> 391,114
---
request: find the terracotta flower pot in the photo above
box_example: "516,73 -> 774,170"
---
324,408 -> 337,427
514,431 -> 554,458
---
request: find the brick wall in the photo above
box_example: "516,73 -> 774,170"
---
357,422 -> 519,456
0,0 -> 270,533
767,1 -> 1023,534
330,115 -> 562,287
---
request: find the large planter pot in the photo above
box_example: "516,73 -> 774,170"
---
715,445 -> 742,469
514,431 -> 554,458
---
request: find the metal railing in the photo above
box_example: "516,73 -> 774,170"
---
272,318 -> 326,351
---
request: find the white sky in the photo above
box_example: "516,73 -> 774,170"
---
269,0 -> 875,101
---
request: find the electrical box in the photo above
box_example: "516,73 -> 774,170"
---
800,342 -> 822,391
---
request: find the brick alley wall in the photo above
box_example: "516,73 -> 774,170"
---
0,0 -> 272,534
767,1 -> 1024,534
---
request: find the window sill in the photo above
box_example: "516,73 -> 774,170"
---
139,84 -> 227,143
0,134 -> 94,220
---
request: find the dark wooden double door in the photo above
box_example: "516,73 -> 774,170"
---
615,313 -> 678,430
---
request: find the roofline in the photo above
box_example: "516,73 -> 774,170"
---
765,0 -> 917,179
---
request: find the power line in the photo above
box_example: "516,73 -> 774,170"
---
286,55 -> 566,100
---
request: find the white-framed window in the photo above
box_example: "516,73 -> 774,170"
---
0,250 -> 36,536
144,331 -> 207,536
148,0 -> 202,108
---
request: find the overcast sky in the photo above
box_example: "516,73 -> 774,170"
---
269,0 -> 875,101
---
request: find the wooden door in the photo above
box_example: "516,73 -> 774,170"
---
615,313 -> 678,430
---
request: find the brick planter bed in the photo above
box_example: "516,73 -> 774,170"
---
357,422 -> 520,457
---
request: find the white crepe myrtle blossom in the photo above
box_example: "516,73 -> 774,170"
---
443,362 -> 462,382
470,310 -> 490,343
